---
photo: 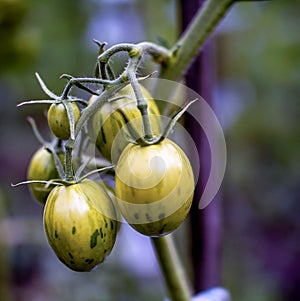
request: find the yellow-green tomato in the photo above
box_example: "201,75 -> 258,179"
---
89,84 -> 161,162
27,147 -> 64,205
43,179 -> 118,272
115,138 -> 194,237
47,102 -> 80,140
104,183 -> 122,233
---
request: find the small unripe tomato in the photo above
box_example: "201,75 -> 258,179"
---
47,102 -> 80,140
88,84 -> 161,162
27,147 -> 64,205
43,179 -> 118,272
115,138 -> 194,237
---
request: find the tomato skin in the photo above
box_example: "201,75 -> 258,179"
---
115,138 -> 194,237
89,84 -> 161,162
104,183 -> 122,233
43,179 -> 118,272
27,147 -> 64,205
47,102 -> 80,140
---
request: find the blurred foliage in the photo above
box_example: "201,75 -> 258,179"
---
220,1 -> 300,301
0,0 -> 299,301
0,0 -> 37,72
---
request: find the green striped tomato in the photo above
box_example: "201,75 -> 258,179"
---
43,179 -> 118,272
47,102 -> 80,140
27,147 -> 64,205
103,183 -> 122,233
88,84 -> 161,162
115,138 -> 194,237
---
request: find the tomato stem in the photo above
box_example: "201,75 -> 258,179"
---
159,0 -> 235,81
97,42 -> 170,65
74,83 -> 128,137
11,179 -> 64,187
65,140 -> 74,181
76,165 -> 115,183
127,64 -> 154,141
35,72 -> 59,99
151,235 -> 192,301
26,117 -> 48,146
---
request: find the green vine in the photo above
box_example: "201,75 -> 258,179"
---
152,235 -> 192,301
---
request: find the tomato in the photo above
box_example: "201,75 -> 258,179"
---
27,147 -> 64,205
47,102 -> 80,140
115,138 -> 194,237
43,179 -> 118,272
88,84 -> 161,162
104,183 -> 122,232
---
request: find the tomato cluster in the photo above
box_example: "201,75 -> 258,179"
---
21,76 -> 194,271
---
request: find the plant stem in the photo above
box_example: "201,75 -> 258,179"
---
63,100 -> 77,141
160,0 -> 234,81
64,140 -> 74,181
152,235 -> 192,301
74,83 -> 127,137
127,64 -> 154,140
26,117 -> 48,146
150,1 -> 238,300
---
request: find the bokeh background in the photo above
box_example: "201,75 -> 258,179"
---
0,0 -> 299,300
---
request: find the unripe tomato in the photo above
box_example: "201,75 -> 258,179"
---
88,84 -> 161,162
104,183 -> 122,233
47,102 -> 80,140
43,179 -> 118,272
27,147 -> 64,205
115,138 -> 194,237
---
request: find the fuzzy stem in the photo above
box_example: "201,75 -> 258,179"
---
74,82 -> 128,137
61,77 -> 116,99
63,100 -> 76,141
64,140 -> 74,181
139,42 -> 171,63
26,117 -> 48,146
160,0 -> 234,81
127,61 -> 154,140
98,42 -> 170,65
152,235 -> 192,301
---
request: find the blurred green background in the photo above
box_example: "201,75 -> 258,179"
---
0,0 -> 299,300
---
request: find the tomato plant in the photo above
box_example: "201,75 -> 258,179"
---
12,0 -> 262,299
14,39 -> 199,299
